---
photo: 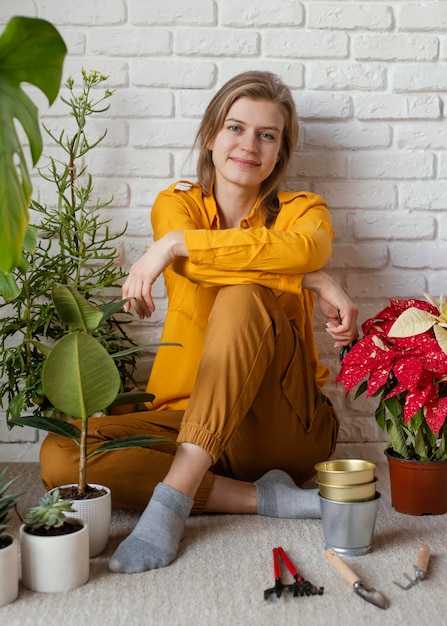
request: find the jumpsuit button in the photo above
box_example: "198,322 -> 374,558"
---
241,220 -> 249,228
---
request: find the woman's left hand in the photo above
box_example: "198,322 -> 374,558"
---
303,271 -> 359,347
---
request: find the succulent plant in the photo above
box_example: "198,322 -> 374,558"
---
24,489 -> 75,530
0,468 -> 21,537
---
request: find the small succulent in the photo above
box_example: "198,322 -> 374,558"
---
24,489 -> 75,530
0,468 -> 21,537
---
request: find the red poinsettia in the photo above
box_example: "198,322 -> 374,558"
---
336,296 -> 447,461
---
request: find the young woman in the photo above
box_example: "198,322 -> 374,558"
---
40,71 -> 358,574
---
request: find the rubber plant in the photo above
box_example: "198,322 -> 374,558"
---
0,16 -> 66,278
13,283 -> 177,496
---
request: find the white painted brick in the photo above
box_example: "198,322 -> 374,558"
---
132,61 -> 216,88
264,30 -> 348,59
303,122 -> 391,149
308,3 -> 393,30
390,243 -> 447,269
38,0 -> 127,25
219,61 -> 305,89
438,154 -> 447,178
130,121 -> 199,148
175,29 -> 259,57
88,28 -> 171,56
392,64 -> 447,92
398,2 -> 447,31
317,182 -> 396,209
220,0 -> 304,27
110,90 -> 174,118
87,149 -> 172,178
178,91 -> 217,118
352,212 -> 435,240
353,33 -> 439,61
427,272 -> 447,295
307,62 -> 386,90
0,0 -> 36,21
346,271 -> 427,299
351,151 -> 434,179
328,244 -> 388,269
439,215 -> 447,241
355,94 -> 441,119
62,30 -> 86,56
397,122 -> 447,149
289,152 -> 348,179
294,93 -> 352,120
130,0 -> 216,26
399,182 -> 447,210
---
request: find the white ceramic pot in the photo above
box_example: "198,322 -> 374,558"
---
20,519 -> 89,592
0,536 -> 19,606
52,484 -> 112,557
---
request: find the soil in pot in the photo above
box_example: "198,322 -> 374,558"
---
0,534 -> 13,549
24,520 -> 83,537
58,484 -> 107,500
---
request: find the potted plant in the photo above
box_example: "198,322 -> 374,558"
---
0,468 -> 21,606
337,293 -> 447,515
14,283 -> 177,555
19,489 -> 89,592
0,69 -> 140,424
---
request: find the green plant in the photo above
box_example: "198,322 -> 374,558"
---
24,489 -> 74,531
14,283 -> 177,496
0,70 -> 140,422
337,295 -> 447,462
0,16 -> 66,275
0,468 -> 21,546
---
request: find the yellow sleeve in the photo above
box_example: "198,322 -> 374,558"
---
152,184 -> 333,295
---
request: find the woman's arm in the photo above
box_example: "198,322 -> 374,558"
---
122,231 -> 187,318
303,271 -> 359,346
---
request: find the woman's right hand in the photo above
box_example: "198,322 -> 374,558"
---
122,231 -> 187,318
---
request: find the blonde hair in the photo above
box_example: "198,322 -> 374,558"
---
194,71 -> 299,228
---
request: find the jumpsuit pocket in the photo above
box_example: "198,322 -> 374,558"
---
281,325 -> 338,443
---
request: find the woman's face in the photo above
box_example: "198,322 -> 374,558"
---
208,97 -> 285,196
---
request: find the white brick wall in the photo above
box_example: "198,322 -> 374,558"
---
1,0 -> 446,460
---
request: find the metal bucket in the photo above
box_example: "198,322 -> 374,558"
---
319,492 -> 381,556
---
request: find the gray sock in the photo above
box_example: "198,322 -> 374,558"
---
255,469 -> 321,519
108,482 -> 193,573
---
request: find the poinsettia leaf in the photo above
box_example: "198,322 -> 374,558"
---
403,387 -> 431,423
424,396 -> 447,435
433,325 -> 447,355
388,307 -> 437,337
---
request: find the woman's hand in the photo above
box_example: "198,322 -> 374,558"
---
302,271 -> 359,347
122,231 -> 187,318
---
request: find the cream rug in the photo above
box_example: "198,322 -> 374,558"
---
1,443 -> 446,626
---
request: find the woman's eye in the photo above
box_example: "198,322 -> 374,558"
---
228,125 -> 240,132
260,132 -> 275,141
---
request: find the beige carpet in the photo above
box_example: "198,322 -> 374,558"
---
1,443 -> 446,626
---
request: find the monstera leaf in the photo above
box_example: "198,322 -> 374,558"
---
0,16 -> 66,274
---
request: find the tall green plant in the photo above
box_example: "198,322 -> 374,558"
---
14,284 -> 178,495
0,16 -> 66,275
0,70 -> 139,422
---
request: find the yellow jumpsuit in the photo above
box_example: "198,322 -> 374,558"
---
40,181 -> 339,512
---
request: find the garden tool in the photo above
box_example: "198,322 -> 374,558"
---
264,547 -> 324,600
394,544 -> 430,590
325,549 -> 389,609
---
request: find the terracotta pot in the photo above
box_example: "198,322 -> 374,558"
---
50,484 -> 111,557
20,519 -> 89,592
0,536 -> 19,606
385,448 -> 447,515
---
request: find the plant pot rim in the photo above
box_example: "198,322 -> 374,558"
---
50,483 -> 111,500
20,518 -> 85,538
384,447 -> 447,465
